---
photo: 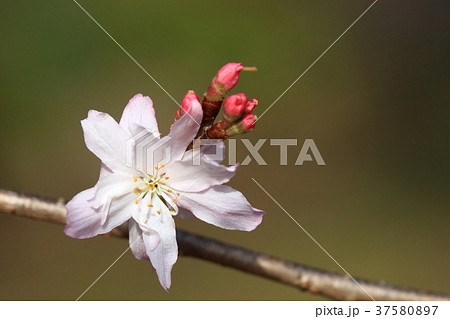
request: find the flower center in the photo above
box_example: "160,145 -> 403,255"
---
132,164 -> 180,222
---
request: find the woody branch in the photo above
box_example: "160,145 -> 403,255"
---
0,189 -> 448,301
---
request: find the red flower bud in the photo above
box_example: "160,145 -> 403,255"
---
174,109 -> 182,121
224,93 -> 247,117
245,98 -> 258,114
225,113 -> 257,136
181,90 -> 200,112
215,63 -> 244,91
241,113 -> 257,130
176,90 -> 200,121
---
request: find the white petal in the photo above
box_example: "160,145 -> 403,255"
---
81,110 -> 131,173
119,94 -> 159,136
128,219 -> 148,260
64,188 -> 100,239
64,188 -> 135,239
88,172 -> 137,210
145,196 -> 178,290
198,140 -> 227,163
131,199 -> 161,251
102,192 -> 137,231
166,151 -> 238,192
178,185 -> 264,231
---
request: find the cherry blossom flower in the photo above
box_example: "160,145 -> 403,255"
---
64,93 -> 264,290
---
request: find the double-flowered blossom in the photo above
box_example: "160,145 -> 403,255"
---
65,93 -> 264,290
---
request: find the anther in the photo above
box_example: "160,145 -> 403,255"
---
157,210 -> 161,215
135,199 -> 139,204
148,204 -> 153,207
133,176 -> 138,182
173,199 -> 178,203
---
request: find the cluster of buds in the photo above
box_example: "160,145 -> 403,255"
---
218,94 -> 258,137
175,62 -> 258,143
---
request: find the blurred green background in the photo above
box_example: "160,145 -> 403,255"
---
0,1 -> 449,300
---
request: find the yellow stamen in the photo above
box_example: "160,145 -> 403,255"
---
173,199 -> 178,203
176,192 -> 180,196
160,164 -> 165,167
154,166 -> 159,170
133,188 -> 141,195
167,189 -> 172,193
148,183 -> 154,188
157,210 -> 161,215
148,204 -> 153,207
164,176 -> 170,180
133,176 -> 138,182
134,199 -> 139,204
170,210 -> 175,214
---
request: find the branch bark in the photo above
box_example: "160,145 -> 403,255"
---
0,188 -> 448,301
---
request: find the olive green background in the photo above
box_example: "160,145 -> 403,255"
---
0,1 -> 449,300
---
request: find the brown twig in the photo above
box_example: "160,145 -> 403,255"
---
0,188 -> 448,301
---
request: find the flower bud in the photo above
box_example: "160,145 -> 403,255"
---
174,109 -> 183,121
225,113 -> 257,136
182,90 -> 200,112
215,63 -> 244,91
241,113 -> 257,130
206,63 -> 244,99
223,93 -> 247,122
175,90 -> 200,120
245,98 -> 258,114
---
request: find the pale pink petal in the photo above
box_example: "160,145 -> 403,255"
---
64,188 -> 135,239
131,200 -> 161,252
199,140 -> 226,163
167,99 -> 203,162
178,185 -> 264,231
119,94 -> 159,136
142,225 -> 161,252
166,151 -> 238,192
145,197 -> 178,290
88,172 -> 137,210
81,110 -> 130,173
128,219 -> 148,260
137,135 -> 173,173
64,188 -> 99,239
101,192 -> 137,231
